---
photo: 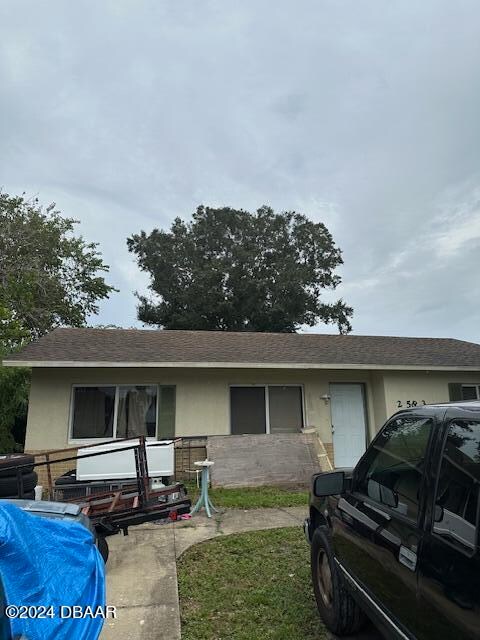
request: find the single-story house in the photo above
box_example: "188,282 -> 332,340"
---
4,328 -> 480,469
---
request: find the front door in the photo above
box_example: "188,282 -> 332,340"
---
330,383 -> 367,468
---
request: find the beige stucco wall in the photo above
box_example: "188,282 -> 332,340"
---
25,367 -> 377,451
382,370 -> 480,416
24,366 -> 480,453
370,373 -> 388,431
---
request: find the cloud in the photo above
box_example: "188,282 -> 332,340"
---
431,187 -> 480,258
1,0 -> 480,340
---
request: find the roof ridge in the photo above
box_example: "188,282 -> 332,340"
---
47,327 -> 471,342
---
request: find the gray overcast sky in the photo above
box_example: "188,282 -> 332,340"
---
1,1 -> 480,341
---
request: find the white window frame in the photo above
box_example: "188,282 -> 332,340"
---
69,383 -> 160,444
461,384 -> 480,400
229,384 -> 305,435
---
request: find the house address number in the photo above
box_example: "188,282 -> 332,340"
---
397,400 -> 427,408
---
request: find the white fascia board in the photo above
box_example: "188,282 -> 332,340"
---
3,359 -> 480,372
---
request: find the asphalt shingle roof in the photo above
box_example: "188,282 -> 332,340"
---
4,328 -> 480,369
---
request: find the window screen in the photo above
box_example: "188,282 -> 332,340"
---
434,420 -> 480,550
72,387 -> 116,438
268,386 -> 303,433
355,415 -> 432,521
230,387 -> 266,434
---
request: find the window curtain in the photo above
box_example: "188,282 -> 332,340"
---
117,386 -> 156,438
72,387 -> 115,438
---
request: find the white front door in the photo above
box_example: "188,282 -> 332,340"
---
330,383 -> 367,468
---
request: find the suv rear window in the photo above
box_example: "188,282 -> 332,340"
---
355,415 -> 432,521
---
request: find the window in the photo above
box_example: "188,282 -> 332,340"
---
448,383 -> 480,401
231,387 -> 266,435
461,385 -> 480,400
434,420 -> 480,550
71,387 -> 116,439
355,415 -> 432,521
230,385 -> 304,435
269,386 -> 304,434
71,385 -> 176,440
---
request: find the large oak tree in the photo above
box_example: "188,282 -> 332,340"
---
128,205 -> 353,333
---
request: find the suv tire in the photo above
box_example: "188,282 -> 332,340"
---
311,527 -> 366,636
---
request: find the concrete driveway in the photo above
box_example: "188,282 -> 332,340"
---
100,507 -> 382,640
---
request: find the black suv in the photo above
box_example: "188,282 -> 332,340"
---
305,402 -> 480,640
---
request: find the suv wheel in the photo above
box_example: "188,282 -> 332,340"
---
311,527 -> 366,636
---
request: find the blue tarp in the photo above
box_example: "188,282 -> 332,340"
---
0,502 -> 105,640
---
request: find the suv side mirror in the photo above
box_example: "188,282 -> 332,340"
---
313,471 -> 345,497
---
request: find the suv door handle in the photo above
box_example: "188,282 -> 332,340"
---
399,545 -> 417,571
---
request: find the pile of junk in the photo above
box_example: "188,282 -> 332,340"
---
0,437 -> 191,640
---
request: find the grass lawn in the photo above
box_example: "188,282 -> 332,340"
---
178,527 -> 328,640
184,482 -> 309,509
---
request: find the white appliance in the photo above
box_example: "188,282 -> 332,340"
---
76,440 -> 175,481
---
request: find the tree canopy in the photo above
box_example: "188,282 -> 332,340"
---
0,192 -> 117,450
0,192 -> 117,349
128,205 -> 353,333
